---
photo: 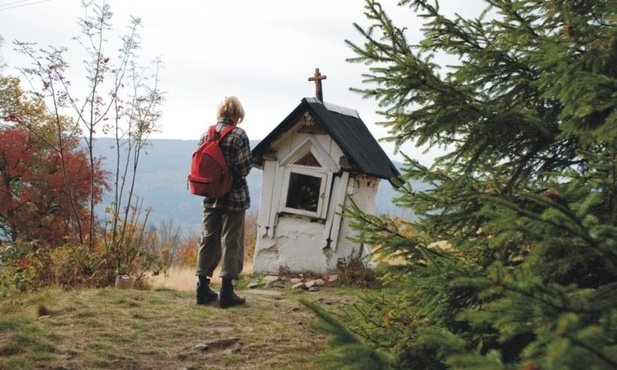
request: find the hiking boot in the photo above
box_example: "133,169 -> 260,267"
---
196,282 -> 218,305
219,290 -> 246,308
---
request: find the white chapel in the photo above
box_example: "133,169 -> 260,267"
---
251,69 -> 400,274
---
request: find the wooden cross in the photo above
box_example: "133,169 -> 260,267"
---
308,68 -> 327,102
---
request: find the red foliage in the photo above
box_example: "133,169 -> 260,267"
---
0,127 -> 108,247
17,258 -> 32,268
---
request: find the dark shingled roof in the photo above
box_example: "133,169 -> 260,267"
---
252,97 -> 400,183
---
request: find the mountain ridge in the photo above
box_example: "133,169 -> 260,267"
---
92,138 -> 417,235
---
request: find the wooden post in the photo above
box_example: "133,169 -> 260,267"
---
308,68 -> 327,102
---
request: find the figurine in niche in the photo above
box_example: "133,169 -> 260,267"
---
285,173 -> 320,211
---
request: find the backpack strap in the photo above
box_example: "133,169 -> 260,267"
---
208,124 -> 236,143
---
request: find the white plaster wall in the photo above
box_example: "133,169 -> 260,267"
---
349,175 -> 379,215
336,175 -> 380,264
253,215 -> 331,274
253,175 -> 382,274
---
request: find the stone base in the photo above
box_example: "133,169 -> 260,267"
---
114,275 -> 135,289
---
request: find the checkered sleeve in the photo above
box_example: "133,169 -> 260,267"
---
231,129 -> 253,177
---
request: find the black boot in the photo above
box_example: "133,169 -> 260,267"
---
219,278 -> 245,308
196,277 -> 218,305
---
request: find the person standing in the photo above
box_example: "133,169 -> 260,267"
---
195,95 -> 253,308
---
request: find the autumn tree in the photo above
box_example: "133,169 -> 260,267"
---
9,0 -> 164,284
1,76 -> 108,246
307,0 -> 617,369
1,76 -> 110,291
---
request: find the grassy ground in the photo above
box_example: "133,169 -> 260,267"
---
0,270 -> 361,370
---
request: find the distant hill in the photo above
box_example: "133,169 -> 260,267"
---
92,138 -> 421,235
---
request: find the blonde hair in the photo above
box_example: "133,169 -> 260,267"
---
216,95 -> 245,124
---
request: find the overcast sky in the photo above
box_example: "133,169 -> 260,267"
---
1,0 -> 484,164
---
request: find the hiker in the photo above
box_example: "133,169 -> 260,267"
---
195,95 -> 253,308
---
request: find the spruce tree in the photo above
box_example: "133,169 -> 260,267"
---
307,1 -> 617,369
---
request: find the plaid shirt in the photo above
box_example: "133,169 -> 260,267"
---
199,119 -> 253,212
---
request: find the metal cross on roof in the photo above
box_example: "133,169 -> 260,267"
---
308,68 -> 327,102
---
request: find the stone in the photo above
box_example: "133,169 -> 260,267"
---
194,343 -> 209,352
263,275 -> 280,284
248,290 -> 285,299
305,280 -> 316,288
114,274 -> 134,289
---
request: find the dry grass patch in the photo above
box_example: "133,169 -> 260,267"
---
150,266 -> 206,291
150,263 -> 255,291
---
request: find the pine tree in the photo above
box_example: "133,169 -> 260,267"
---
307,1 -> 617,369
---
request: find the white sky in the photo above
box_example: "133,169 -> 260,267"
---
0,0 -> 484,164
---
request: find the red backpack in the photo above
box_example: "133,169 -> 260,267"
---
187,125 -> 236,197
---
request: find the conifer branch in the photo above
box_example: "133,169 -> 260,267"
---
567,335 -> 617,369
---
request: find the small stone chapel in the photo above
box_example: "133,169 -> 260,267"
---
251,69 -> 400,274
